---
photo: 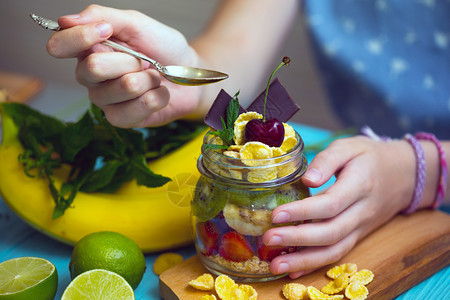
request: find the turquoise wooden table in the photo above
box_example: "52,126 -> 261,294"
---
0,86 -> 448,299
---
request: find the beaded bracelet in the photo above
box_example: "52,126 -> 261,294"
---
402,134 -> 426,214
415,132 -> 448,209
361,126 -> 427,214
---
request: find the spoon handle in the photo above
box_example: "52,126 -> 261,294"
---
30,13 -> 60,31
30,13 -> 165,72
100,40 -> 165,72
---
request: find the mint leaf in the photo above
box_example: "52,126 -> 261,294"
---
94,164 -> 134,193
3,103 -> 65,154
203,144 -> 229,151
226,91 -> 240,131
144,120 -> 206,157
51,167 -> 91,219
61,112 -> 94,161
52,182 -> 76,219
205,92 -> 240,147
91,105 -> 127,156
80,160 -> 124,193
130,155 -> 171,187
2,102 -> 65,138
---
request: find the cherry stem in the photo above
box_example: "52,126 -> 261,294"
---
263,56 -> 290,122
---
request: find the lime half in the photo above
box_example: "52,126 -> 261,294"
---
0,256 -> 58,300
61,269 -> 134,300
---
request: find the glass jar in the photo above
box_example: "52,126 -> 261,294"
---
191,130 -> 310,282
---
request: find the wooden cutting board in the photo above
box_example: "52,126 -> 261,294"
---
160,210 -> 450,299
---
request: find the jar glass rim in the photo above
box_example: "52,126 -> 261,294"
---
199,130 -> 308,187
201,130 -> 304,167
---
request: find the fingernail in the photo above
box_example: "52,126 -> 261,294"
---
277,263 -> 290,274
61,14 -> 80,19
304,167 -> 322,182
273,211 -> 290,223
96,23 -> 112,38
268,235 -> 282,246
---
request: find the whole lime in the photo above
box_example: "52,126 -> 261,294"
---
69,231 -> 146,289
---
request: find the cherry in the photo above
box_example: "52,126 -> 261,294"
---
245,118 -> 285,147
243,57 -> 290,148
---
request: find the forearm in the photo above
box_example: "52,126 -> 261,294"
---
189,0 -> 300,117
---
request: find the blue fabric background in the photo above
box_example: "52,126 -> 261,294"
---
303,0 -> 450,139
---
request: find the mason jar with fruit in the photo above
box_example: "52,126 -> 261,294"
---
191,58 -> 311,282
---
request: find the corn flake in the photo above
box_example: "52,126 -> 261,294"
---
152,252 -> 184,275
240,142 -> 273,166
233,121 -> 248,146
321,274 -> 349,294
233,112 -> 263,146
272,147 -> 286,158
277,162 -> 296,178
201,295 -> 217,300
282,283 -> 307,300
247,167 -> 278,183
350,269 -> 374,285
283,123 -> 296,138
229,169 -> 243,180
223,150 -> 241,159
235,112 -> 263,124
235,284 -> 258,300
228,145 -> 244,152
189,273 -> 214,291
281,136 -> 298,153
307,286 -> 344,299
345,281 -> 369,300
207,161 -> 231,178
326,263 -> 358,279
215,274 -> 238,300
211,136 -> 225,146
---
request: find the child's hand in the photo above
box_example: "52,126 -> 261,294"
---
46,4 -> 203,128
263,136 -> 416,278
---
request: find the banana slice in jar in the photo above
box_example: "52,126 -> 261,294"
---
223,203 -> 272,236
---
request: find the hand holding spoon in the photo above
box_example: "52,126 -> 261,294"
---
30,13 -> 228,86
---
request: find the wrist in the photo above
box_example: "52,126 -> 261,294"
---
389,139 -> 418,213
362,127 -> 447,213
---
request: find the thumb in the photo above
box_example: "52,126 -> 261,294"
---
56,4 -> 188,64
58,4 -> 150,42
49,5 -> 141,58
59,5 -> 124,30
302,139 -> 358,187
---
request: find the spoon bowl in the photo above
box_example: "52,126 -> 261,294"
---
163,66 -> 228,86
30,13 -> 228,86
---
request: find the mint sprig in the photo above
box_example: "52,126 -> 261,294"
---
204,91 -> 240,150
3,102 -> 205,219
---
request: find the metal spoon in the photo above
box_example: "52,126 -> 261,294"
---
30,13 -> 228,86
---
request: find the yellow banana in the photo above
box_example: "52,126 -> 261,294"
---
0,105 -> 206,253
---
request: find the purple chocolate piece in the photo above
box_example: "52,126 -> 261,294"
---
246,78 -> 300,122
204,89 -> 246,130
